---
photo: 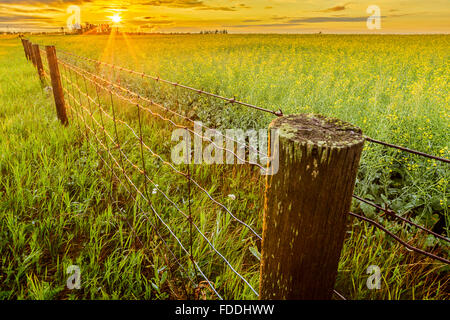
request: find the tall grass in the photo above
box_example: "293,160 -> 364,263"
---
0,34 -> 448,300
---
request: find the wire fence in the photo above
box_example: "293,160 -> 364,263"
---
21,38 -> 449,300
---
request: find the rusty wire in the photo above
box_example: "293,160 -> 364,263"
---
56,48 -> 283,117
62,76 -> 260,297
68,99 -> 224,299
57,65 -> 198,296
58,57 -> 269,164
40,47 -> 267,160
34,42 -> 449,297
353,194 -> 450,243
349,212 -> 449,264
39,45 -> 450,165
365,136 -> 449,164
59,58 -> 263,241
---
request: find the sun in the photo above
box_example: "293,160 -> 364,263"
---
109,13 -> 122,24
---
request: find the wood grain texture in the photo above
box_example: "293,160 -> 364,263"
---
259,114 -> 364,300
46,46 -> 68,126
32,44 -> 45,82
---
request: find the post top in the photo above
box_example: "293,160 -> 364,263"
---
269,113 -> 364,148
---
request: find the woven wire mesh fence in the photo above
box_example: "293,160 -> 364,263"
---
21,38 -> 449,299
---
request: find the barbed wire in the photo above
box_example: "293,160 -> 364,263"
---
28,40 -> 449,299
44,68 -> 198,298
42,45 -> 450,165
38,45 -> 450,164
59,57 -> 270,164
58,57 -> 263,241
353,194 -> 450,243
60,70 -> 260,296
56,48 -> 284,117
67,98 -> 225,299
365,136 -> 449,164
349,212 -> 449,264
39,48 -> 268,160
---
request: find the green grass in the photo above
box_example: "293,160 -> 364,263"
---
0,34 -> 449,300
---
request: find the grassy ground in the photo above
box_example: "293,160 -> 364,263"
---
0,34 -> 449,300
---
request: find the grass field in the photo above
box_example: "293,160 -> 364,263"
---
0,34 -> 449,300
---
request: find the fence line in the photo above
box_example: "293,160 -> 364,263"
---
21,39 -> 449,300
56,48 -> 284,117
43,67 -> 203,298
68,96 -> 225,299
352,194 -> 450,243
41,46 -> 450,165
365,136 -> 450,164
56,46 -> 449,264
60,58 -> 267,169
61,68 -> 260,296
58,60 -> 263,240
349,212 -> 449,264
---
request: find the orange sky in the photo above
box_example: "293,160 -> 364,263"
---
0,1 -> 449,33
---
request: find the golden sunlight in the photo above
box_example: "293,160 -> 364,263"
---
109,13 -> 122,24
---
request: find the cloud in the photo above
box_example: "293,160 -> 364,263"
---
237,3 -> 251,9
196,6 -> 236,11
0,14 -> 54,22
0,0 -> 92,4
0,5 -> 63,13
141,0 -> 237,11
289,16 -> 372,23
224,23 -> 302,28
319,3 -> 350,12
141,0 -> 204,8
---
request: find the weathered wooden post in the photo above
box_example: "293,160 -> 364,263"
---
21,38 -> 29,61
46,45 -> 68,126
32,44 -> 45,82
259,113 -> 364,300
24,39 -> 31,61
28,41 -> 37,67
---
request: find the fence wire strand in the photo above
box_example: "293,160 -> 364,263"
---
69,101 -> 224,299
61,74 -> 259,296
349,212 -> 449,264
353,194 -> 450,243
25,40 -> 450,299
58,59 -> 263,240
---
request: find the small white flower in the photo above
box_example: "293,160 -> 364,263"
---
228,194 -> 236,200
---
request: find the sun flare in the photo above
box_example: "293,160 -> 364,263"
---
109,13 -> 122,24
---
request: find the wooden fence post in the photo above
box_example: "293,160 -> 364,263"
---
259,113 -> 364,300
28,41 -> 37,67
24,39 -> 31,61
45,45 -> 68,126
21,38 -> 29,61
32,44 -> 45,82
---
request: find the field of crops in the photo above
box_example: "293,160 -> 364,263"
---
0,34 -> 448,299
